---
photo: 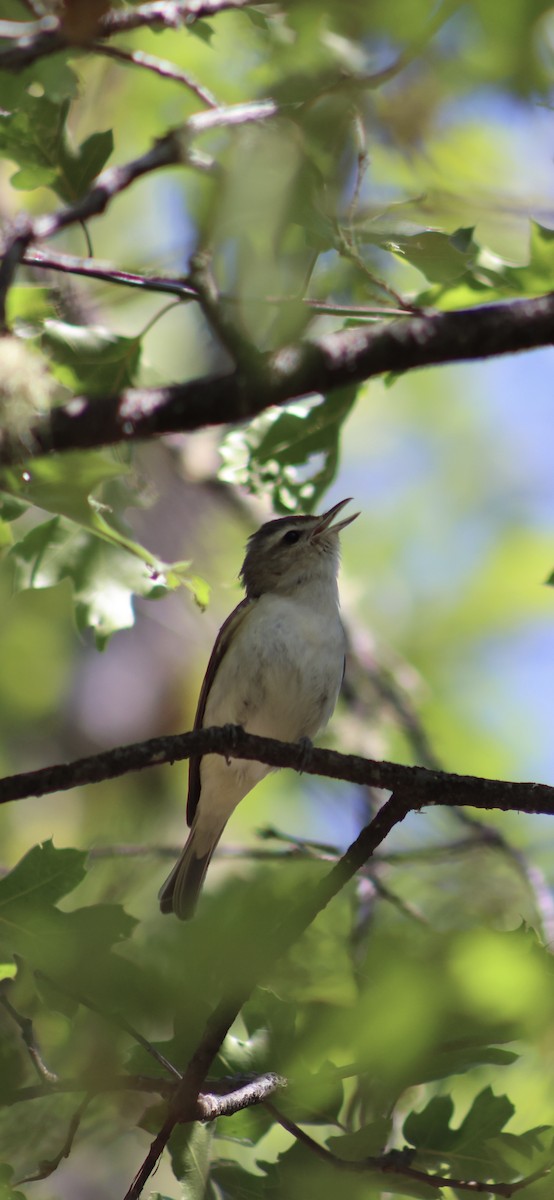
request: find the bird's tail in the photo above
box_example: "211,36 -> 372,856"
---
158,825 -> 221,920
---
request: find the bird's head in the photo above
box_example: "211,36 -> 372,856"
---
240,498 -> 358,598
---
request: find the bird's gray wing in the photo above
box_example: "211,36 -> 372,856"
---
186,596 -> 253,826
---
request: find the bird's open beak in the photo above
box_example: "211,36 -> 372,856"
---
312,497 -> 359,537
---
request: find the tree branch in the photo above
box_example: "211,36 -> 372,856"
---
0,1 -> 261,71
1,725 -> 553,819
2,291 -> 554,464
0,97 -> 276,271
99,0 -> 265,37
89,41 -> 219,108
264,1102 -> 551,1198
3,725 -> 554,1200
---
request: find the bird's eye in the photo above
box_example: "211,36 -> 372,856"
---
282,529 -> 301,545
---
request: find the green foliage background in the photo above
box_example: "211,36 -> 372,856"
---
0,0 -> 554,1196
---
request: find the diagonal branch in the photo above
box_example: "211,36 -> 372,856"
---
0,97 -> 276,270
123,787 -> 413,1200
89,41 -> 219,107
2,290 -> 554,465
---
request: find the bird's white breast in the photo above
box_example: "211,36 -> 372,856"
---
204,590 -> 345,742
193,589 -> 345,844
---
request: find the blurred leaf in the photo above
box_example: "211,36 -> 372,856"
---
5,287 -> 54,328
0,79 -> 111,200
168,1123 -> 215,1191
211,1164 -> 265,1199
413,1040 -> 519,1084
401,227 -> 478,284
0,95 -> 68,192
41,320 -> 140,396
327,1117 -> 392,1161
368,226 -> 479,284
0,452 -> 195,642
220,389 -> 357,512
188,18 -> 215,44
7,516 -> 172,646
0,496 -> 27,522
0,843 -> 137,1003
0,521 -> 13,550
504,222 -> 554,296
0,1163 -> 26,1200
54,129 -> 114,203
259,1138 -> 437,1199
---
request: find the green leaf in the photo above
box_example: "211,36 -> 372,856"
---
407,1035 -> 519,1086
211,1164 -> 264,1200
505,222 -> 554,296
188,18 -> 214,44
0,1163 -> 27,1200
1,452 -> 170,573
259,1139 -> 438,1200
1,452 -> 204,642
0,95 -> 70,192
404,1094 -> 459,1153
327,1117 -> 393,1161
0,520 -> 13,550
220,388 -> 357,512
5,287 -> 54,328
384,227 -> 478,284
0,842 -> 87,911
0,496 -> 27,522
168,1123 -> 215,1192
0,843 -> 137,1000
41,320 -> 141,396
404,1088 -> 526,1180
55,129 -> 114,203
8,516 -> 170,646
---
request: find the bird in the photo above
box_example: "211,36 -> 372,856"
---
159,497 -> 359,919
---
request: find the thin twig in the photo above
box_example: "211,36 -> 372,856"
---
0,990 -> 58,1084
35,971 -> 182,1080
16,1094 -> 91,1185
346,107 -> 370,228
264,1102 -> 553,1197
0,214 -> 33,332
17,246 -> 409,316
90,41 -> 219,108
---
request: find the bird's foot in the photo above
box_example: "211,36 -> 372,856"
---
296,736 -> 313,774
221,723 -> 243,765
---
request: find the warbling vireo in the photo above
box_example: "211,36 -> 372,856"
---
159,497 -> 358,919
